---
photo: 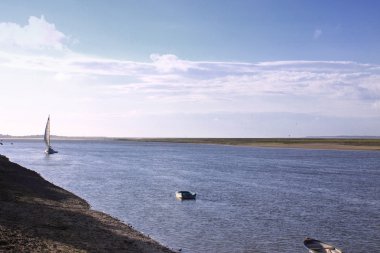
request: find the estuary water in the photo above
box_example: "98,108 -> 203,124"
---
0,140 -> 379,253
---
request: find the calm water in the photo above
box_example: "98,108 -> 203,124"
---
0,140 -> 379,253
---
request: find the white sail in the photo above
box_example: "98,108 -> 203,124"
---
44,116 -> 51,148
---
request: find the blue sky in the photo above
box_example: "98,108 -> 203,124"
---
0,1 -> 379,137
2,0 -> 379,62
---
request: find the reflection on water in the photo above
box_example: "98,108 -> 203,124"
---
1,140 -> 379,253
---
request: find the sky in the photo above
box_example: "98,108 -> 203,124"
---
0,0 -> 379,137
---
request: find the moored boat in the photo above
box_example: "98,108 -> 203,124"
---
175,191 -> 196,200
304,238 -> 343,253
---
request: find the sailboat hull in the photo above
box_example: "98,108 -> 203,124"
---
45,147 -> 58,154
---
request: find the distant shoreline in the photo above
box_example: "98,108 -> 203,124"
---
116,138 -> 380,151
2,137 -> 380,151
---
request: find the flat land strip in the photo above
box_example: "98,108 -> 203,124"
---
119,138 -> 380,151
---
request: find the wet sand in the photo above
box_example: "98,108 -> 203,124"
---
0,154 -> 174,253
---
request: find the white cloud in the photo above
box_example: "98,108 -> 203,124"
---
313,29 -> 322,39
150,53 -> 200,72
0,16 -> 67,50
1,16 -> 379,121
2,16 -> 380,137
1,47 -> 379,106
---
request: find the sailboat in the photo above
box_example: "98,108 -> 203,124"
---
44,115 -> 58,154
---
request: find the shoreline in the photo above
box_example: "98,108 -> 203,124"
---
2,137 -> 380,151
0,154 -> 174,252
231,142 -> 380,151
117,138 -> 380,151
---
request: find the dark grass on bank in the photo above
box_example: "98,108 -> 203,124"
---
115,138 -> 380,147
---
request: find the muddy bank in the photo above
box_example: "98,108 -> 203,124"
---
0,154 -> 174,253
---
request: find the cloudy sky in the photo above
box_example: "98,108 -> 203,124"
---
0,0 -> 379,137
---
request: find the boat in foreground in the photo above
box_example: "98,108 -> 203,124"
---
44,115 -> 58,155
175,191 -> 196,200
304,238 -> 343,253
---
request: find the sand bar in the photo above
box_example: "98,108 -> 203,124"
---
119,138 -> 380,151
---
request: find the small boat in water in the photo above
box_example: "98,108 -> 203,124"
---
44,115 -> 58,155
175,191 -> 196,200
304,238 -> 343,253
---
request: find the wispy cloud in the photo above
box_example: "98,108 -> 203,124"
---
1,16 -> 379,119
1,48 -> 380,108
150,53 -> 201,72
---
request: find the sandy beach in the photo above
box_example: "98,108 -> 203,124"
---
0,154 -> 174,253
